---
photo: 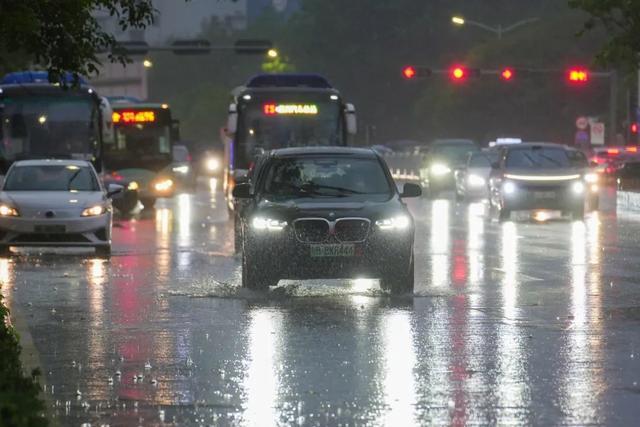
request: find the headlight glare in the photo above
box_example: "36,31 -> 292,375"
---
430,163 -> 451,176
127,181 -> 139,191
172,165 -> 190,174
82,205 -> 105,217
154,179 -> 174,192
584,173 -> 598,184
252,217 -> 287,231
572,181 -> 585,194
206,158 -> 220,172
0,205 -> 19,217
468,174 -> 486,187
503,181 -> 516,195
376,215 -> 411,231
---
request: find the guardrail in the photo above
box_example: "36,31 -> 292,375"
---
380,152 -> 426,182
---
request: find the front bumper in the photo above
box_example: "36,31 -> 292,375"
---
245,229 -> 413,280
0,214 -> 111,246
500,183 -> 586,211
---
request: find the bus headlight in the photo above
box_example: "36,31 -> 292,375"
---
154,179 -> 174,192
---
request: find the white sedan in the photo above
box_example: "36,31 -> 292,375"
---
0,159 -> 123,256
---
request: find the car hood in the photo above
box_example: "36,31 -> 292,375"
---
255,195 -> 406,222
1,191 -> 105,209
504,168 -> 585,179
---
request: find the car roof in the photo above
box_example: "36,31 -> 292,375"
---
12,159 -> 93,167
270,147 -> 378,158
504,142 -> 568,150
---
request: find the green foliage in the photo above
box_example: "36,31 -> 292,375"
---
569,0 -> 640,71
0,295 -> 48,426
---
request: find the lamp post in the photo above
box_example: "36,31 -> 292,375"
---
451,16 -> 539,40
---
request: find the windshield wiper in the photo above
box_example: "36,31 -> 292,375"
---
67,169 -> 82,190
302,183 -> 364,195
537,153 -> 564,166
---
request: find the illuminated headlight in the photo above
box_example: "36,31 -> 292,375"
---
172,165 -> 190,175
584,173 -> 598,184
430,163 -> 451,176
81,205 -> 106,217
0,205 -> 19,217
375,215 -> 411,231
206,158 -> 220,172
503,181 -> 516,195
154,179 -> 174,192
468,174 -> 486,187
252,217 -> 287,231
572,181 -> 585,194
127,181 -> 139,191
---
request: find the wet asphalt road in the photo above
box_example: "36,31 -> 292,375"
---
3,179 -> 640,426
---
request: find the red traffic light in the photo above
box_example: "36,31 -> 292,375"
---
568,68 -> 589,83
451,66 -> 466,81
632,122 -> 639,134
500,68 -> 514,81
402,66 -> 417,79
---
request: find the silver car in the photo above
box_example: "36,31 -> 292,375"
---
454,151 -> 494,201
0,159 -> 123,256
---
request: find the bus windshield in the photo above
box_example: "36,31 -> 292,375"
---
236,100 -> 343,168
104,117 -> 172,171
0,94 -> 99,167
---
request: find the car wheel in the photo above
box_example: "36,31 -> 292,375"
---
0,245 -> 11,257
95,245 -> 111,257
381,256 -> 414,295
242,248 -> 278,291
572,206 -> 585,220
140,198 -> 156,209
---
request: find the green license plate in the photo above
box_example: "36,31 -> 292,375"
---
310,244 -> 355,258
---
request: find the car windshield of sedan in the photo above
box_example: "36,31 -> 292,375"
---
506,147 -> 571,169
262,156 -> 392,199
4,165 -> 100,191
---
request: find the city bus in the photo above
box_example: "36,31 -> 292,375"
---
105,101 -> 179,211
222,73 -> 358,250
0,71 -> 112,174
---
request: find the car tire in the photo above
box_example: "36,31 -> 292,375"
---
381,256 -> 414,295
95,245 -> 111,257
572,206 -> 585,220
0,245 -> 11,257
140,198 -> 156,209
242,248 -> 278,291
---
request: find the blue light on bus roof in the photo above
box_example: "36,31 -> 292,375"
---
1,71 -> 88,85
246,74 -> 333,89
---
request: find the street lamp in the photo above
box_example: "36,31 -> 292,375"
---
451,15 -> 539,40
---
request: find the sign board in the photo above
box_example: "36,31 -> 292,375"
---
590,122 -> 605,145
576,116 -> 589,130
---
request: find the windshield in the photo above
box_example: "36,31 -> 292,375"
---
236,100 -> 343,168
262,157 -> 391,199
4,165 -> 99,191
506,147 -> 570,169
0,94 -> 99,164
469,153 -> 491,167
104,122 -> 172,170
431,144 -> 479,164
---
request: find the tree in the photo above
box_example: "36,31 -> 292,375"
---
569,0 -> 640,71
0,0 -> 157,81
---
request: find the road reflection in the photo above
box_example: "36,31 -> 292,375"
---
430,200 -> 450,288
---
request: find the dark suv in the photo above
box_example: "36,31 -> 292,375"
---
233,147 -> 421,294
489,143 -> 599,221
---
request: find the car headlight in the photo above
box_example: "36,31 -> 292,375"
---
0,205 -> 19,217
503,181 -> 516,195
154,179 -> 174,192
252,217 -> 287,231
82,205 -> 106,217
584,173 -> 598,184
572,181 -> 585,194
375,215 -> 411,231
172,165 -> 190,175
206,158 -> 220,172
127,181 -> 139,191
468,174 -> 486,187
430,163 -> 451,176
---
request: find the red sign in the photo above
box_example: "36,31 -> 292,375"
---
112,110 -> 156,124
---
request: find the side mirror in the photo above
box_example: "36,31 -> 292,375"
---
107,183 -> 124,199
232,182 -> 252,199
401,183 -> 422,198
227,103 -> 238,135
345,103 -> 357,135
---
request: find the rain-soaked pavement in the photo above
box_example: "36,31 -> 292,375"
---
3,179 -> 640,425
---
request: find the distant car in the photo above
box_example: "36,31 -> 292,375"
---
0,159 -> 123,255
489,143 -> 598,221
233,147 -> 421,294
200,149 -> 223,177
171,145 -> 197,190
454,151 -> 493,201
420,139 -> 479,198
